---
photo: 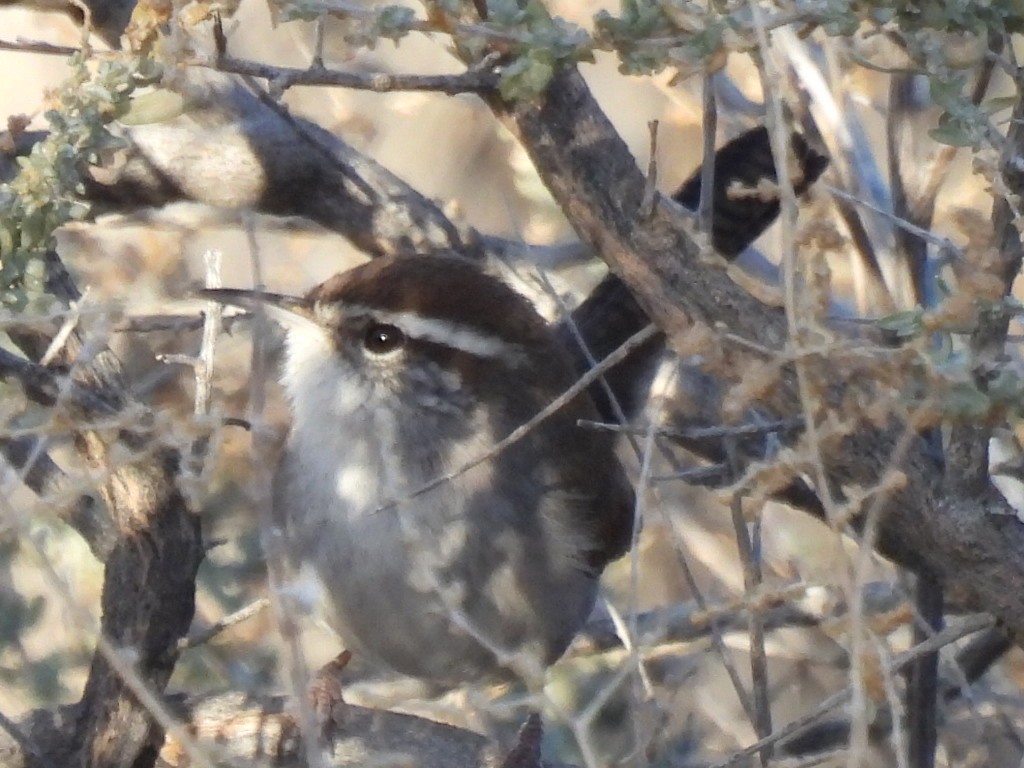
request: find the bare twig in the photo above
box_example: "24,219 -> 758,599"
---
577,417 -> 803,441
238,216 -> 324,768
699,71 -> 718,236
709,614 -> 994,768
196,53 -> 499,95
0,37 -> 117,58
640,120 -> 660,219
180,597 -> 271,650
906,578 -> 943,768
730,492 -> 773,762
824,184 -> 963,257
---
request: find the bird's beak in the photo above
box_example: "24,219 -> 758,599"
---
197,288 -> 318,330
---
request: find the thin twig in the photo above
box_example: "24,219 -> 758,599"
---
578,582 -> 902,652
39,289 -> 88,367
640,120 -> 660,219
651,463 -> 729,483
180,597 -> 271,650
195,53 -> 498,95
699,71 -> 718,236
729,491 -> 773,763
0,36 -> 497,94
825,184 -> 963,257
906,575 -> 942,768
662,501 -> 758,726
577,417 -> 803,441
0,37 -> 119,58
710,614 -> 994,768
311,12 -> 327,70
241,215 -> 324,768
190,250 -> 223,468
115,310 -> 246,334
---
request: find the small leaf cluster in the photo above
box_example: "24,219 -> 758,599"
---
0,54 -> 154,310
876,296 -> 1024,422
928,72 -> 988,148
483,0 -> 594,99
277,1 -> 417,48
594,0 -> 725,77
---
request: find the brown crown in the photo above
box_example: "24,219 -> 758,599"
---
307,255 -> 555,349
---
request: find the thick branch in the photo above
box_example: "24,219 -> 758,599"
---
84,71 -> 483,261
494,66 -> 1024,636
1,254 -> 203,768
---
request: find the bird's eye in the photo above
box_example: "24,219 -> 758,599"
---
363,323 -> 406,355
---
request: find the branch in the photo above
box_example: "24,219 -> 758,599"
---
192,53 -> 499,95
0,37 -> 500,94
492,65 -> 1024,637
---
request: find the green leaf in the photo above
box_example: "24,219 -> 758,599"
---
499,53 -> 555,100
876,308 -> 925,340
120,89 -> 189,125
928,121 -> 977,147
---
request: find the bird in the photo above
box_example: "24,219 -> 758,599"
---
203,254 -> 636,690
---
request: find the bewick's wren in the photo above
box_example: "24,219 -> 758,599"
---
207,255 -> 635,685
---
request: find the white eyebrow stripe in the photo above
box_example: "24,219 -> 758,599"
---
348,306 -> 526,363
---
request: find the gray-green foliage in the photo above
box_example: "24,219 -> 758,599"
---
0,54 -> 155,311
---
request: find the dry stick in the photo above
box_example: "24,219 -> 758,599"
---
373,323 -> 659,515
652,463 -> 729,483
192,250 -> 223,465
709,614 -> 994,768
888,54 -> 998,768
752,7 -> 871,765
729,489 -> 773,764
640,120 -> 660,219
873,636 -> 911,768
698,70 -> 718,237
777,29 -> 892,314
522,265 -> 660,755
180,597 -> 271,650
905,576 -> 942,768
639,402 -> 772,738
0,37 -> 118,57
311,11 -> 327,70
114,311 -> 245,334
825,185 -> 963,256
524,265 -> 665,754
751,5 -> 842,758
888,72 -> 945,763
0,36 -> 498,95
577,417 -> 804,441
198,52 -> 499,95
847,395 -> 942,766
661,503 -> 757,727
239,216 -> 324,768
626,413 -> 662,697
